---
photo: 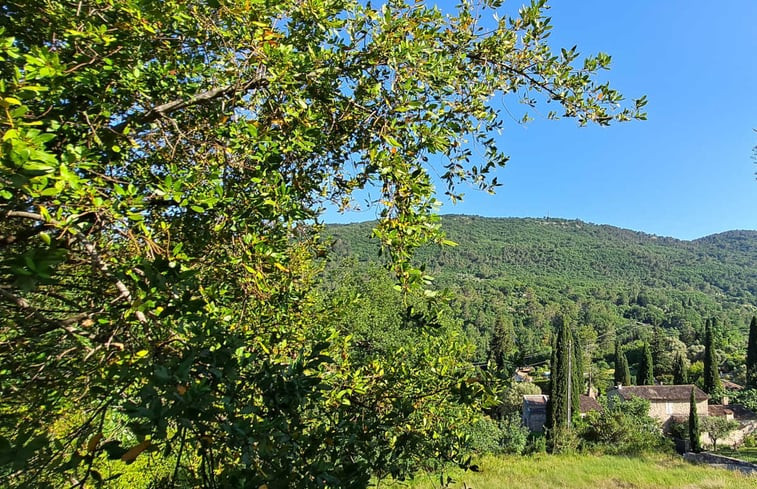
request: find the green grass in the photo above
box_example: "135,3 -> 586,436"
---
387,453 -> 756,489
714,447 -> 757,464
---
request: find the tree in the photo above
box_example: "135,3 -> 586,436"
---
613,343 -> 632,387
489,316 -> 516,376
673,352 -> 689,385
613,341 -> 622,384
703,318 -> 722,394
548,317 -> 572,434
0,0 -> 644,486
747,316 -> 757,389
701,416 -> 739,451
689,387 -> 702,453
651,324 -> 665,374
637,342 -> 655,386
547,315 -> 585,452
547,314 -> 583,453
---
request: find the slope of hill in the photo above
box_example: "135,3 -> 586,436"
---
325,215 -> 756,370
329,215 -> 756,303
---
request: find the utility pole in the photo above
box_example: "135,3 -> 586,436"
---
566,332 -> 572,427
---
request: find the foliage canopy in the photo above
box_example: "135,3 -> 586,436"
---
0,0 -> 644,486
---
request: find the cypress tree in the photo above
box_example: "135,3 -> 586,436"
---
651,324 -> 664,373
673,352 -> 688,385
637,342 -> 654,385
703,318 -> 721,394
614,341 -> 624,385
548,316 -> 572,431
620,351 -> 631,386
689,386 -> 701,453
614,341 -> 631,386
747,316 -> 757,389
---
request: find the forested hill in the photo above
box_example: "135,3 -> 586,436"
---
328,215 -> 756,302
326,215 -> 757,366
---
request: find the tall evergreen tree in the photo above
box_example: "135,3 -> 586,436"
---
689,387 -> 702,453
488,317 -> 513,375
747,316 -> 757,389
651,324 -> 665,374
548,316 -> 572,431
703,318 -> 722,394
673,352 -> 689,385
614,341 -> 624,385
614,341 -> 632,386
637,342 -> 655,385
620,351 -> 632,386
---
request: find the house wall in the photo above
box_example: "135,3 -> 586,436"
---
701,420 -> 757,449
648,399 -> 708,425
522,404 -> 546,432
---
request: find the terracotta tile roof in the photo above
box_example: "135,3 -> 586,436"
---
722,380 -> 744,391
670,414 -> 688,424
523,394 -> 548,406
523,394 -> 601,413
708,405 -> 734,417
728,404 -> 757,421
610,384 -> 708,402
579,395 -> 602,413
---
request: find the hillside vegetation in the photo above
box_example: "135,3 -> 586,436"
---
326,216 -> 757,384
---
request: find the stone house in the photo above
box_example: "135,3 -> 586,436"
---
522,394 -> 602,432
606,384 -> 708,429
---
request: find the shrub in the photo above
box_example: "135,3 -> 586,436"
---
547,425 -> 581,454
732,388 -> 757,412
525,433 -> 547,454
742,434 -> 757,448
579,396 -> 670,455
461,414 -> 529,455
463,417 -> 503,455
498,415 -> 530,455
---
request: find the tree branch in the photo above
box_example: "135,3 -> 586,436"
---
3,210 -> 147,323
109,66 -> 268,136
0,223 -> 46,248
0,287 -> 82,337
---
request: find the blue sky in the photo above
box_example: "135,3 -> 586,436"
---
323,1 -> 757,240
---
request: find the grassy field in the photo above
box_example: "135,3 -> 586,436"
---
388,454 -> 756,489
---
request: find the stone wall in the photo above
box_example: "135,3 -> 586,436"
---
701,420 -> 757,449
683,452 -> 757,475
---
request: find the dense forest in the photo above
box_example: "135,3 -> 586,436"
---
326,215 -> 757,389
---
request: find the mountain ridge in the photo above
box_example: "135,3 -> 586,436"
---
327,213 -> 757,243
325,215 -> 756,361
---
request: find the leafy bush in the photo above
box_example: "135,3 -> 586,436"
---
579,397 -> 670,455
732,388 -> 757,412
525,433 -> 547,454
742,434 -> 757,448
463,417 -> 504,455
462,414 -> 530,455
548,425 -> 581,454
498,416 -> 530,455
